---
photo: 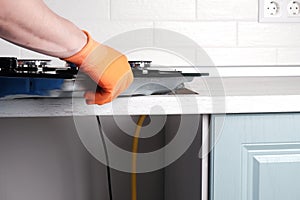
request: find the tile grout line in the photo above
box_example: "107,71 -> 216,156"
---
109,0 -> 112,20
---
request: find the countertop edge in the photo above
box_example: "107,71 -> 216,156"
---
1,94 -> 300,117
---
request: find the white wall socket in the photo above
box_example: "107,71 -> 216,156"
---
259,0 -> 300,22
265,1 -> 281,16
287,1 -> 300,16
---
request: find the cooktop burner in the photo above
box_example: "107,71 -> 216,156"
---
0,57 -> 208,98
0,57 -> 78,79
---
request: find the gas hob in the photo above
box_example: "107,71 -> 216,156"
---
0,57 -> 208,99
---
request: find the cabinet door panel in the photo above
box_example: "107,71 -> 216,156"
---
211,113 -> 300,200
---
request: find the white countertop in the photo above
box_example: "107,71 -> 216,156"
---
1,76 -> 300,117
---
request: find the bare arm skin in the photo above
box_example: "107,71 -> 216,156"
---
0,0 -> 87,58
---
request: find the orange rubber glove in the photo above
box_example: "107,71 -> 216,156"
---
63,31 -> 133,105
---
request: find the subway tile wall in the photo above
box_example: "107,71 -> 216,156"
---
1,0 -> 300,66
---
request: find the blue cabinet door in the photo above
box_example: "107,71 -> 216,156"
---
211,113 -> 300,200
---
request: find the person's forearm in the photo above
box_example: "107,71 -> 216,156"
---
0,0 -> 87,58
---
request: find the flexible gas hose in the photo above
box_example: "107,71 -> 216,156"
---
131,115 -> 147,200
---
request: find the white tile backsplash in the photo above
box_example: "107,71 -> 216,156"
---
90,21 -> 154,54
111,0 -> 196,20
238,22 -> 300,47
154,22 -> 237,47
91,21 -> 154,42
44,0 -> 109,21
0,0 -> 300,66
204,48 -> 277,66
277,48 -> 300,65
197,0 -> 258,20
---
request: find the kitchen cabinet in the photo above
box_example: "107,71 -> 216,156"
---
2,76 -> 300,200
0,115 -> 203,200
210,113 -> 300,200
0,117 -> 111,200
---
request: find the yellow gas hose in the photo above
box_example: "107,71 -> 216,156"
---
131,115 -> 147,200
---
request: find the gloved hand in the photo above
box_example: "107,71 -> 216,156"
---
63,31 -> 133,105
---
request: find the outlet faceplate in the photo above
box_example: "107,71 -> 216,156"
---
287,1 -> 300,16
265,1 -> 281,16
259,0 -> 300,22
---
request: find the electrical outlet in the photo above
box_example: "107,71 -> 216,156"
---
265,1 -> 281,16
287,1 -> 300,16
259,0 -> 283,22
259,0 -> 300,22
